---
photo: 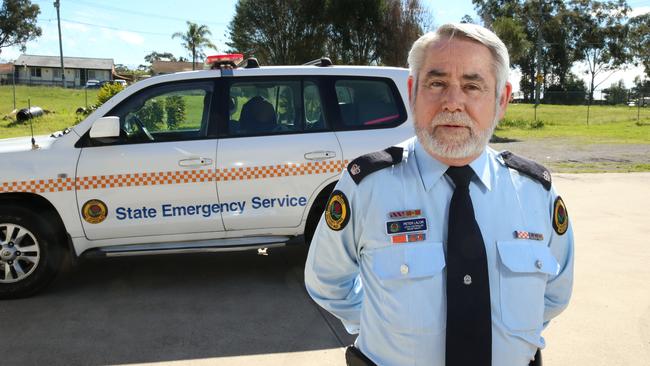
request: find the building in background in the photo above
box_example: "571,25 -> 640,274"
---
14,55 -> 114,87
151,60 -> 203,75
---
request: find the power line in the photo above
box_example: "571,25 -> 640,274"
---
68,0 -> 229,27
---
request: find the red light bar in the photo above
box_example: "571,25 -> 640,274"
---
206,54 -> 244,65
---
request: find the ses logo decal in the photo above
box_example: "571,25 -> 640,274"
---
82,199 -> 108,224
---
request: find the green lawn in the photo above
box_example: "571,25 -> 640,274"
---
499,104 -> 650,144
1,85 -> 98,138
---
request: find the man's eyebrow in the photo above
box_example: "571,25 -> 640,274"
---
424,69 -> 447,78
463,73 -> 486,82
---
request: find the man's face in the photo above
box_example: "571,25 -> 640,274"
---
408,37 -> 511,164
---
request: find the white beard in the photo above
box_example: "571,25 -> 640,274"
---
415,111 -> 497,160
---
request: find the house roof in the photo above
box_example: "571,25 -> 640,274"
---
15,55 -> 114,70
152,61 -> 203,74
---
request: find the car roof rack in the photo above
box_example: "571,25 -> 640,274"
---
303,57 -> 333,67
244,57 -> 260,69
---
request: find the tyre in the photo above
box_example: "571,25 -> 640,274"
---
0,205 -> 63,299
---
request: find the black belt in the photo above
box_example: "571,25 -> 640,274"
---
345,346 -> 542,366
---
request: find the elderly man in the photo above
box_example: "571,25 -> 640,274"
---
304,23 -> 574,366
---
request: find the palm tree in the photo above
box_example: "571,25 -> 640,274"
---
172,21 -> 217,70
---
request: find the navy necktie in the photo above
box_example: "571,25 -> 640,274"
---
445,166 -> 492,366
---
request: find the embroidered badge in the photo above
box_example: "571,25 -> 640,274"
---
385,218 -> 427,234
350,164 -> 361,176
325,190 -> 350,231
552,196 -> 569,235
388,209 -> 422,219
391,233 -> 426,244
513,230 -> 544,241
82,199 -> 108,224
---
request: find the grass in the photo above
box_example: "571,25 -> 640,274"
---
499,104 -> 650,144
1,85 -> 98,138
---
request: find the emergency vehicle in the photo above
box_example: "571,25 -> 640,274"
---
0,55 -> 413,298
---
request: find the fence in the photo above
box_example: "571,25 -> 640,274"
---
511,90 -> 650,125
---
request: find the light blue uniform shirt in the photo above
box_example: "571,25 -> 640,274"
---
305,137 -> 574,366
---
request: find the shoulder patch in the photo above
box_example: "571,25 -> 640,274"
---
500,150 -> 552,191
347,146 -> 403,185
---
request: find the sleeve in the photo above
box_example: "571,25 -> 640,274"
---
304,171 -> 363,334
543,186 -> 575,325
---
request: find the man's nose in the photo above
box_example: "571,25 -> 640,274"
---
441,85 -> 464,113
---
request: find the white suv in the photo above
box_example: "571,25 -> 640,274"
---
0,58 -> 414,298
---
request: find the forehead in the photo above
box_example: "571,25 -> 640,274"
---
420,37 -> 495,81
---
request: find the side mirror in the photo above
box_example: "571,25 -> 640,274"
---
89,116 -> 120,139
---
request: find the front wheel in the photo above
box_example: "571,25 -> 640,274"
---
0,206 -> 63,299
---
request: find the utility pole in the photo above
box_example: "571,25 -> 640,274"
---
54,0 -> 65,88
534,0 -> 543,121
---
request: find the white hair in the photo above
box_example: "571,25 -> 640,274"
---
407,23 -> 510,103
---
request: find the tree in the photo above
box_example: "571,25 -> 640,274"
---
144,51 -> 177,64
566,0 -> 631,103
172,21 -> 216,70
227,0 -> 328,65
0,0 -> 41,53
628,13 -> 649,78
376,0 -> 430,67
602,79 -> 628,105
326,0 -> 384,64
473,0 -> 574,102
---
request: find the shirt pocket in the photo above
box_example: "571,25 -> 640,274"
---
497,240 -> 560,331
370,241 -> 446,334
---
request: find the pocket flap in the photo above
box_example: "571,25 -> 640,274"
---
497,240 -> 559,275
373,242 -> 445,280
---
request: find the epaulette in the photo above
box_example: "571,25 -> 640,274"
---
500,150 -> 551,191
347,146 -> 404,185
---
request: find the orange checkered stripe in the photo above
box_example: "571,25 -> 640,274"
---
0,160 -> 349,194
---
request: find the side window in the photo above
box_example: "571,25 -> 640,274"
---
111,81 -> 213,143
335,79 -> 403,129
228,79 -> 327,137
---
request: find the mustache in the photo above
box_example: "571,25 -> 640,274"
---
430,112 -> 474,128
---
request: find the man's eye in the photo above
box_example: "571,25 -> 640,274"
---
464,84 -> 481,91
428,81 -> 444,88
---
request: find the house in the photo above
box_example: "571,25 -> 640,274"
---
14,55 -> 114,87
151,60 -> 203,75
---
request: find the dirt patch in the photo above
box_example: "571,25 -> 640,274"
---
489,137 -> 650,172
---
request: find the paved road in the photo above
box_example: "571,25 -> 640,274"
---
1,173 -> 648,365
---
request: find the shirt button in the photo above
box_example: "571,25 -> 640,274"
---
463,274 -> 472,285
400,264 -> 409,275
535,259 -> 543,270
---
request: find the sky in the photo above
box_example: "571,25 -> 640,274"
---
1,0 -> 649,92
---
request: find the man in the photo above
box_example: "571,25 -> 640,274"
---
304,23 -> 574,366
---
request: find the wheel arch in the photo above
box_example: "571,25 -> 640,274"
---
0,192 -> 74,257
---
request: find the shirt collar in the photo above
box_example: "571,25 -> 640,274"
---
414,139 -> 492,192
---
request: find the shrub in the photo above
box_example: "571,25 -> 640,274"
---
139,99 -> 165,130
164,95 -> 185,129
96,83 -> 124,105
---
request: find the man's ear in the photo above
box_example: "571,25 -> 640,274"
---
407,76 -> 414,106
497,82 -> 513,120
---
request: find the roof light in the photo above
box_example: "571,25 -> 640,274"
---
206,54 -> 244,69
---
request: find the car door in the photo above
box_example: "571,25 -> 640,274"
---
76,80 -> 224,240
216,77 -> 342,231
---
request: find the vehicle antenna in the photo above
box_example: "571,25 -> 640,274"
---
28,98 -> 39,150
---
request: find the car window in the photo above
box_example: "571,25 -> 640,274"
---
228,79 -> 326,137
110,81 -> 213,144
335,79 -> 402,129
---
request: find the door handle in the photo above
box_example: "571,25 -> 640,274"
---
178,158 -> 213,167
304,151 -> 336,161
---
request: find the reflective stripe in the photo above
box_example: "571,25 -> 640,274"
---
0,159 -> 349,193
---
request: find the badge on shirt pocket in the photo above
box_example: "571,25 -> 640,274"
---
385,211 -> 427,244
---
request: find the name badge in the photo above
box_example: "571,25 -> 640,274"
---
386,218 -> 427,234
